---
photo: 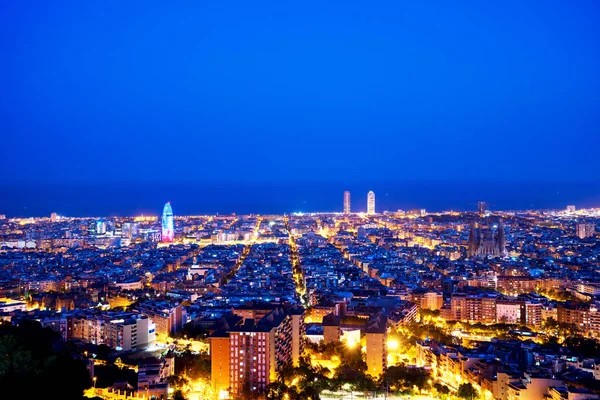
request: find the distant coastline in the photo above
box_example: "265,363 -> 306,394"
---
1,181 -> 599,218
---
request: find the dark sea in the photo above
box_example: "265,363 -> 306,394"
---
1,181 -> 599,218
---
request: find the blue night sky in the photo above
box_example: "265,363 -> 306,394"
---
1,0 -> 599,184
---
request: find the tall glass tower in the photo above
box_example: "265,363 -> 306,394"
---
367,191 -> 375,215
344,191 -> 351,214
162,202 -> 174,242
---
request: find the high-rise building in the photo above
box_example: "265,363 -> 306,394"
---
478,201 -> 488,216
343,191 -> 351,214
367,191 -> 375,215
209,305 -> 305,398
576,223 -> 595,239
161,202 -> 174,242
96,220 -> 107,235
122,222 -> 139,238
566,205 -> 576,213
365,313 -> 387,378
88,220 -> 97,236
50,213 -> 58,222
525,302 -> 543,328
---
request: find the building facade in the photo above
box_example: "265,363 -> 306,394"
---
69,313 -> 156,351
468,220 -> 506,257
367,191 -> 375,215
344,191 -> 351,214
135,301 -> 185,336
209,305 -> 305,398
365,313 -> 387,378
576,223 -> 596,239
162,202 -> 174,242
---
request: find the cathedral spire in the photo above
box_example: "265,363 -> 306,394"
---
497,219 -> 506,255
468,222 -> 478,257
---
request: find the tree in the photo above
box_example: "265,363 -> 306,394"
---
405,322 -> 454,345
333,364 -> 376,393
0,321 -> 91,400
434,382 -> 451,395
266,381 -> 286,400
167,374 -> 190,390
175,349 -> 210,380
563,336 -> 600,358
95,344 -> 112,360
266,381 -> 302,400
289,359 -> 334,399
0,335 -> 35,376
277,362 -> 296,386
381,364 -> 431,393
543,318 -> 578,340
419,309 -> 440,320
457,382 -> 479,400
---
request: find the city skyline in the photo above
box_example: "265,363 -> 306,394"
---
1,2 -> 600,400
3,177 -> 600,219
8,199 -> 600,225
1,202 -> 599,400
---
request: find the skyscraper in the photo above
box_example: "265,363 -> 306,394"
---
162,202 -> 174,242
367,191 -> 375,215
478,201 -> 488,216
96,220 -> 107,235
88,220 -> 97,236
343,191 -> 351,214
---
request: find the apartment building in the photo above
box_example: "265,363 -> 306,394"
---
209,305 -> 304,398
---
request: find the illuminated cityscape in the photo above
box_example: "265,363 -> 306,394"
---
0,200 -> 599,399
2,1 -> 599,400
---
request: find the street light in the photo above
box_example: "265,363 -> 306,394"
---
93,376 -> 97,389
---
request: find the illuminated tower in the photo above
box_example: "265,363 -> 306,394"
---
343,191 -> 351,214
162,202 -> 174,242
367,191 -> 375,215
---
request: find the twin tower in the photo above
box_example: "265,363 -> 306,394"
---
344,191 -> 376,215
